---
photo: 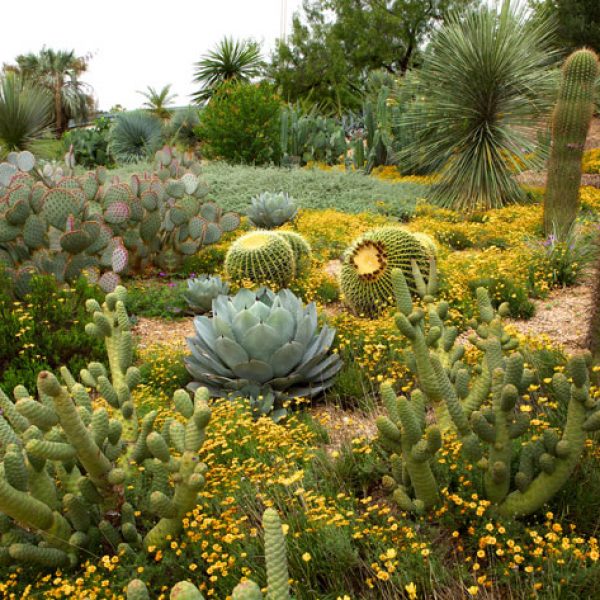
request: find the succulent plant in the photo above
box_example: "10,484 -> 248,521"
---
0,285 -> 212,567
185,287 -> 342,420
544,49 -> 599,238
377,264 -> 600,517
225,230 -> 295,288
127,508 -> 289,600
0,146 -> 241,296
274,230 -> 312,277
246,191 -> 298,229
339,226 -> 431,316
183,275 -> 230,313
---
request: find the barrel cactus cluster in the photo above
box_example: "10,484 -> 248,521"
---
0,285 -> 212,566
339,226 -> 431,316
185,286 -> 342,420
246,191 -> 298,229
127,508 -> 290,600
377,263 -> 599,517
225,229 -> 312,288
0,147 -> 240,295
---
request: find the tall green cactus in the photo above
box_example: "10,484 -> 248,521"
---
0,285 -> 212,567
126,508 -> 290,600
380,265 -> 600,517
544,48 -> 599,238
588,230 -> 600,380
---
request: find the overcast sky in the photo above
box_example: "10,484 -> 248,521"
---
1,0 -> 303,111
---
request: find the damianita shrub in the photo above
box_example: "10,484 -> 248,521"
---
197,81 -> 282,165
377,265 -> 599,517
544,49 -> 599,238
127,508 -> 290,600
0,285 -> 212,567
185,287 -> 342,420
0,147 -> 240,295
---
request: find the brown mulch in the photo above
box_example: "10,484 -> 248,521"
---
133,317 -> 194,350
517,171 -> 600,188
505,281 -> 593,354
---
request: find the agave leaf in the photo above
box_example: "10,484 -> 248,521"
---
265,307 -> 295,343
214,337 -> 250,371
232,309 -> 261,343
231,360 -> 274,384
271,342 -> 305,378
243,323 -> 283,363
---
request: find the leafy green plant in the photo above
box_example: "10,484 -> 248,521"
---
0,72 -> 53,153
126,279 -> 188,319
197,81 -> 282,165
0,272 -> 104,408
167,106 -> 201,150
62,117 -> 113,168
400,0 -> 558,211
109,110 -> 164,163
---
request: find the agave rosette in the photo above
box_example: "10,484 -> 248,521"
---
246,191 -> 298,229
185,287 -> 342,408
183,275 -> 230,313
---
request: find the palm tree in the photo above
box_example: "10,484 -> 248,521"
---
13,47 -> 92,136
192,37 -> 263,103
0,72 -> 53,152
138,84 -> 177,120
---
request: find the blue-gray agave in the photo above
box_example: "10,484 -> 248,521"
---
185,287 -> 342,418
246,191 -> 298,229
183,275 -> 230,313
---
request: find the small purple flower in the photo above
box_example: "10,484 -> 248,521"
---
168,282 -> 176,288
159,272 -> 167,277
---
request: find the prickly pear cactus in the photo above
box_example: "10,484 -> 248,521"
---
0,146 -> 240,297
379,263 -> 600,517
0,285 -> 212,567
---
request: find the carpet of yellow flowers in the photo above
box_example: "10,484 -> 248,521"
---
2,176 -> 599,600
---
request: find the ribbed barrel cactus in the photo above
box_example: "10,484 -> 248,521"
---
276,230 -> 312,277
0,146 -> 240,296
246,191 -> 298,228
378,264 -> 600,517
185,287 -> 342,420
225,230 -> 296,288
0,285 -> 212,567
126,508 -> 290,600
544,49 -> 599,238
183,275 -> 230,313
340,226 -> 431,316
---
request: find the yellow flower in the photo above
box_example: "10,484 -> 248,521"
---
467,585 -> 479,596
302,552 -> 312,562
405,582 -> 418,599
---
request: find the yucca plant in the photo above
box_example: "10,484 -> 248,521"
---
399,0 -> 558,211
0,72 -> 53,152
108,110 -> 164,163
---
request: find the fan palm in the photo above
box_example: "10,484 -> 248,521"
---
399,0 -> 558,212
0,72 -> 53,152
138,84 -> 177,120
14,47 -> 91,136
192,37 -> 263,102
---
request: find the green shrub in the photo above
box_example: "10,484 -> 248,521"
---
0,272 -> 104,392
197,81 -> 282,165
63,117 -> 113,167
126,279 -> 188,319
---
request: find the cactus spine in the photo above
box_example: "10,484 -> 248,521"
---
544,48 -> 599,238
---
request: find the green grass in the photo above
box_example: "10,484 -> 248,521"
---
106,161 -> 430,216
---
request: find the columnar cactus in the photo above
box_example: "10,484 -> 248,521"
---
0,146 -> 240,296
0,286 -> 212,567
544,48 -> 599,238
380,265 -> 600,517
588,230 -> 600,380
126,508 -> 290,600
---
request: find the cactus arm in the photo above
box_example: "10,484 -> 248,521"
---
264,508 -> 289,600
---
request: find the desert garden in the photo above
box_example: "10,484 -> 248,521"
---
0,0 -> 599,598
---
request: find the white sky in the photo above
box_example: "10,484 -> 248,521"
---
2,0 -> 303,111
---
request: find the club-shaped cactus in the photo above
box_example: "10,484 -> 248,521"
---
0,285 -> 212,567
126,508 -> 290,600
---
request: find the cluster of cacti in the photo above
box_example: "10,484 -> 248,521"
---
246,191 -> 298,229
127,508 -> 290,600
588,230 -> 600,380
279,105 -> 347,167
0,146 -> 240,296
185,287 -> 342,420
339,226 -> 431,317
544,48 -> 599,239
225,230 -> 312,287
377,264 -> 600,517
183,274 -> 230,313
0,285 -> 212,566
